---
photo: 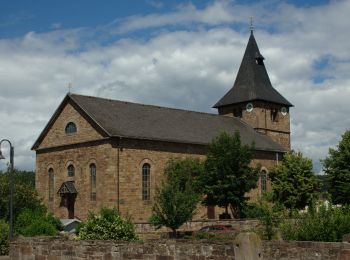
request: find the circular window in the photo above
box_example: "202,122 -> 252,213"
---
281,107 -> 288,116
246,103 -> 254,112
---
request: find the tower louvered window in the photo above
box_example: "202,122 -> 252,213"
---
142,164 -> 151,201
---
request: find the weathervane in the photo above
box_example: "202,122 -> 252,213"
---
250,16 -> 254,34
68,82 -> 72,93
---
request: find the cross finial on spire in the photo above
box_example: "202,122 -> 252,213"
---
250,16 -> 254,34
68,82 -> 72,93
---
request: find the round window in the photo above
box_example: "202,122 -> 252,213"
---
281,107 -> 288,116
246,103 -> 254,112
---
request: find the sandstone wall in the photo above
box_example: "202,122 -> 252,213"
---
10,237 -> 350,260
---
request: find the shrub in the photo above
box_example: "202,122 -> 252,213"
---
0,220 -> 9,255
15,208 -> 61,236
281,204 -> 350,242
77,208 -> 138,241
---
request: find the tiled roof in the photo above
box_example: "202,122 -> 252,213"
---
68,94 -> 285,152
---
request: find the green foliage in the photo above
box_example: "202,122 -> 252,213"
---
0,169 -> 45,221
280,205 -> 350,242
0,220 -> 9,255
270,151 -> 319,210
323,130 -> 350,205
77,208 -> 138,241
201,131 -> 258,218
15,208 -> 61,236
150,158 -> 202,234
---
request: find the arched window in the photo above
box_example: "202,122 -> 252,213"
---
65,122 -> 77,134
142,163 -> 151,201
68,164 -> 75,177
48,168 -> 54,202
90,164 -> 96,201
260,170 -> 267,193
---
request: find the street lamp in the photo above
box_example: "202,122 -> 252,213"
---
0,139 -> 14,240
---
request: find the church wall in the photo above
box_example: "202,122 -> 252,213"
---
116,139 -> 207,221
37,102 -> 103,150
36,133 -> 281,222
35,143 -> 118,220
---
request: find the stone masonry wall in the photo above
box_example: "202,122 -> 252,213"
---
10,237 -> 350,260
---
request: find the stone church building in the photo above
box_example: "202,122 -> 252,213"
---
32,31 -> 293,221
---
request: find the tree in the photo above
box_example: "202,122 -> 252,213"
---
323,130 -> 350,205
150,158 -> 202,236
270,151 -> 319,210
0,169 -> 45,221
77,208 -> 138,241
201,131 -> 258,218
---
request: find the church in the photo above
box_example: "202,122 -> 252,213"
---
32,30 -> 293,221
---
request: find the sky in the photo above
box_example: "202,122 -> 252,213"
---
0,0 -> 349,173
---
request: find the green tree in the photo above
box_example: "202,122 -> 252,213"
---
270,151 -> 319,210
202,131 -> 258,218
323,130 -> 350,205
77,208 -> 137,241
0,169 -> 44,221
150,158 -> 202,236
0,220 -> 9,255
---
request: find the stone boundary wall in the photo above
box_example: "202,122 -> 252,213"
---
134,219 -> 260,233
10,236 -> 350,260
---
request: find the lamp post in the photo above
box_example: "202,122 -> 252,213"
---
0,139 -> 14,240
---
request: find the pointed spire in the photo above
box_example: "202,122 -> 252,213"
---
213,31 -> 293,108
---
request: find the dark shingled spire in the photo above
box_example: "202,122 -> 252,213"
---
213,32 -> 293,108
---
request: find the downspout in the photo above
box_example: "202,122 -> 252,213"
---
117,144 -> 120,212
276,152 -> 279,165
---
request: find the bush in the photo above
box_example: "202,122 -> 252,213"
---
15,208 -> 61,236
0,220 -> 9,255
77,208 -> 138,241
281,204 -> 350,242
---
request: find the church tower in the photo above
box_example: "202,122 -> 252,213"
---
214,30 -> 293,150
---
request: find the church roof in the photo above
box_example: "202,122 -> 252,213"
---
51,93 -> 285,152
213,32 -> 293,108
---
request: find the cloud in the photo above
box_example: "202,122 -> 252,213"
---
0,0 -> 350,174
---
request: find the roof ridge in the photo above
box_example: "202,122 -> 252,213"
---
70,93 -> 232,119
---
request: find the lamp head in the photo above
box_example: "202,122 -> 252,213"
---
0,150 -> 5,160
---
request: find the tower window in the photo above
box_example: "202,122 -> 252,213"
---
142,163 -> 151,201
260,170 -> 267,193
90,164 -> 96,201
233,108 -> 242,118
271,109 -> 279,122
48,168 -> 54,202
67,164 -> 75,177
65,122 -> 77,134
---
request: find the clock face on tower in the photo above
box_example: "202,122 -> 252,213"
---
281,107 -> 287,116
246,103 -> 253,112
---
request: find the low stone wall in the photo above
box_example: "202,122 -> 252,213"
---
134,219 -> 260,233
10,236 -> 350,260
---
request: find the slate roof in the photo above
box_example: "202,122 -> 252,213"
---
59,93 -> 286,152
214,32 -> 293,108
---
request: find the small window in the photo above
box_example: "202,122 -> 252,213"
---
65,122 -> 77,134
260,170 -> 267,193
233,108 -> 242,118
90,164 -> 97,201
48,168 -> 54,202
271,109 -> 279,122
68,164 -> 75,177
142,163 -> 151,201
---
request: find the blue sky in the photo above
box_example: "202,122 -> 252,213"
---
0,0 -> 349,173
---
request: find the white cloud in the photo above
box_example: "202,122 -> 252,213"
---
0,0 -> 350,174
